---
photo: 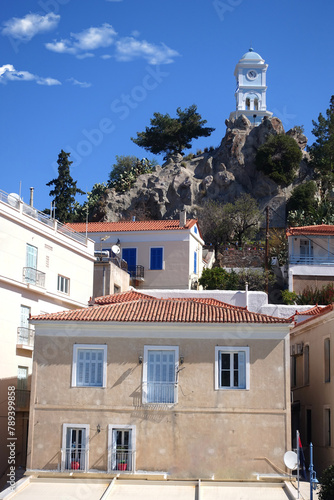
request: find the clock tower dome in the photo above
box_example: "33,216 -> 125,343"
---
229,48 -> 272,125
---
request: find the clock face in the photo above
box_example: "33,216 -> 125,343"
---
247,70 -> 257,80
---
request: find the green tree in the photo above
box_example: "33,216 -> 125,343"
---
286,181 -> 318,215
308,95 -> 334,199
199,267 -> 239,290
131,105 -> 215,157
255,134 -> 302,186
319,464 -> 334,500
198,200 -> 234,254
225,194 -> 263,246
46,150 -> 85,223
288,200 -> 334,227
108,156 -> 156,193
73,183 -> 108,222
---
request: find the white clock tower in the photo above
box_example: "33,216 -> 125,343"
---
229,48 -> 273,125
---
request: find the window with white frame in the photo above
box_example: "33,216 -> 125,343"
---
215,346 -> 250,390
108,424 -> 136,472
72,345 -> 107,387
150,247 -> 163,270
61,424 -> 89,471
142,346 -> 179,404
57,274 -> 70,294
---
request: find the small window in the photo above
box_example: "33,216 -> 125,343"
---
304,345 -> 309,385
114,284 -> 121,294
254,98 -> 259,111
325,408 -> 331,446
72,345 -> 107,387
150,247 -> 163,270
291,355 -> 297,388
57,275 -> 70,294
194,251 -> 197,274
245,98 -> 250,110
194,225 -> 198,234
215,346 -> 250,390
325,338 -> 330,383
142,346 -> 179,404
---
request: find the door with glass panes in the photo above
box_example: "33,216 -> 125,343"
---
65,427 -> 87,471
111,428 -> 133,471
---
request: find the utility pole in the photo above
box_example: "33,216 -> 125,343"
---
265,206 -> 270,295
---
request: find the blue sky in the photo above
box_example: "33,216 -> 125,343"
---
1,0 -> 333,211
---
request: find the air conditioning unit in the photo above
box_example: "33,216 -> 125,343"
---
290,344 -> 296,356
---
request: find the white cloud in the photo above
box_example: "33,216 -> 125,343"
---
100,54 -> 112,59
46,23 -> 117,57
67,77 -> 92,88
2,13 -> 60,41
115,37 -> 180,64
0,64 -> 61,85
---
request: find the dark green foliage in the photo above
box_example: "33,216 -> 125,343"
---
199,267 -> 239,290
199,267 -> 273,292
307,96 -> 334,200
286,181 -> 318,214
319,464 -> 334,500
73,183 -> 108,222
255,134 -> 302,186
281,290 -> 298,305
46,150 -> 85,223
288,200 -> 334,227
293,283 -> 334,305
131,105 -> 215,157
108,156 -> 156,193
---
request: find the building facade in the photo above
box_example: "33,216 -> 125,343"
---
229,48 -> 273,126
67,215 -> 204,291
27,292 -> 291,480
0,189 -> 95,486
287,224 -> 334,293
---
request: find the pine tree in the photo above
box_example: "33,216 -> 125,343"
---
46,150 -> 85,223
308,96 -> 334,199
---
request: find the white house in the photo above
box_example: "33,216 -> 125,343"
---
0,188 -> 95,484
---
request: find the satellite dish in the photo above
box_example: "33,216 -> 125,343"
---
8,193 -> 21,208
112,245 -> 120,255
284,451 -> 298,470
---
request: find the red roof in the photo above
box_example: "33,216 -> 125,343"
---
67,219 -> 199,233
287,225 -> 334,236
94,290 -> 154,304
293,303 -> 334,327
31,292 -> 290,324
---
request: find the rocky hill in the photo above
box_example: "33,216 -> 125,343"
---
103,115 -> 312,227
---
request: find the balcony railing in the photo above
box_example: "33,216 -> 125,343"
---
17,327 -> 34,348
23,267 -> 46,287
15,390 -> 30,410
128,265 -> 144,280
289,255 -> 334,265
61,447 -> 88,472
143,382 -> 176,404
111,449 -> 135,472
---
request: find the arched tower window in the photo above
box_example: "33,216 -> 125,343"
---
254,98 -> 259,111
245,98 -> 250,110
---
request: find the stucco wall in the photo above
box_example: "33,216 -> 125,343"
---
27,324 -> 291,479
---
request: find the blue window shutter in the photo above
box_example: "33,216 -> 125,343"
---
150,248 -> 163,270
194,251 -> 197,274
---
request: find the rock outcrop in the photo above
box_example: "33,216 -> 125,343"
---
104,116 -> 312,227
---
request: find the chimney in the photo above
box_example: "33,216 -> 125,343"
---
179,209 -> 186,227
29,187 -> 34,207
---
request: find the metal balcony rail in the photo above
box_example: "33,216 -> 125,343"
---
289,255 -> 334,265
61,447 -> 88,472
17,327 -> 34,347
23,267 -> 46,287
143,381 -> 176,404
0,188 -> 86,245
15,390 -> 30,410
111,450 -> 135,472
128,265 -> 144,280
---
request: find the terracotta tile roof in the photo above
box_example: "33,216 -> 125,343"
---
94,290 -> 154,304
31,295 -> 290,324
294,305 -> 324,316
66,219 -> 198,233
287,225 -> 334,236
292,303 -> 334,328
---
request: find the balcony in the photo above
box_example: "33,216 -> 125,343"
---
15,390 -> 30,410
17,327 -> 34,349
61,447 -> 89,472
289,255 -> 334,265
22,267 -> 46,287
111,449 -> 135,472
128,265 -> 145,281
143,381 -> 176,404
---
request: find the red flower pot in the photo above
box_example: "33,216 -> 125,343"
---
71,461 -> 80,470
118,463 -> 127,471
